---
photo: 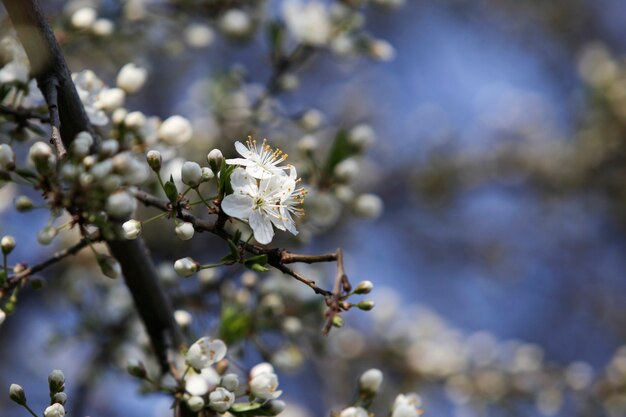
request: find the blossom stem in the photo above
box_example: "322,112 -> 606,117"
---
142,212 -> 168,225
22,403 -> 40,417
194,189 -> 213,209
199,262 -> 227,270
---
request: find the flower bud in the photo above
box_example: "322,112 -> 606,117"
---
122,219 -> 142,240
187,396 -> 205,412
48,370 -> 65,393
297,135 -> 318,153
353,194 -> 383,219
354,280 -> 373,294
44,403 -> 65,417
299,109 -> 324,131
207,149 -> 223,172
332,315 -> 344,328
37,227 -> 57,245
221,373 -> 239,391
126,359 -> 147,379
186,337 -> 227,370
117,63 -> 147,94
174,309 -> 192,328
100,139 -> 119,157
124,111 -> 146,128
174,257 -> 198,277
218,9 -> 252,38
348,124 -> 376,148
96,254 -> 121,279
368,39 -> 396,61
201,167 -> 214,182
181,161 -> 202,187
334,158 -> 359,182
9,384 -> 26,405
105,191 -> 137,219
146,150 -> 162,171
262,400 -> 286,416
1,235 -> 15,255
0,309 -> 5,325
29,141 -> 55,171
0,144 -> 15,170
158,115 -> 193,146
92,18 -> 114,36
356,300 -> 375,311
208,387 -> 235,412
71,7 -> 97,30
97,87 -> 126,111
359,368 -> 383,393
53,392 -> 67,405
14,196 -> 33,212
339,407 -> 369,417
175,221 -> 195,240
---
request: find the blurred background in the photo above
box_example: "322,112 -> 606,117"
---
3,0 -> 626,416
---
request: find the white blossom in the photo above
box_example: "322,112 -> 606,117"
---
44,403 -> 65,417
283,0 -> 332,46
175,221 -> 195,240
174,257 -> 199,277
159,115 -> 193,145
250,368 -> 282,400
359,368 -> 383,392
250,362 -> 275,379
339,407 -> 368,417
186,337 -> 227,370
117,63 -> 147,94
207,149 -> 224,171
392,393 -> 422,417
96,87 -> 125,111
226,139 -> 288,179
208,387 -> 235,412
186,374 -> 210,396
122,220 -> 142,239
125,111 -> 146,128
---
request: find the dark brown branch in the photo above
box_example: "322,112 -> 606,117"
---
0,104 -> 50,123
0,232 -> 97,298
2,0 -> 185,373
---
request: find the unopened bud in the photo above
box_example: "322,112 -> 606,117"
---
353,280 -> 373,294
359,368 -> 383,393
146,150 -> 162,171
332,315 -> 344,328
262,400 -> 286,415
9,384 -> 26,405
207,149 -> 223,172
48,370 -> 65,393
1,235 -> 15,255
96,254 -> 121,279
15,196 -> 34,212
356,300 -> 375,311
126,359 -> 147,379
53,392 -> 67,405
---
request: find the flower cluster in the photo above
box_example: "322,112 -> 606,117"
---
222,138 -> 307,244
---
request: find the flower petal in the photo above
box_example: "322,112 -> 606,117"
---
221,194 -> 253,220
234,141 -> 252,158
229,168 -> 257,195
249,210 -> 274,244
226,157 -> 254,166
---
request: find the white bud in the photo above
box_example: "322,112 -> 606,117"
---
1,235 -> 15,255
124,111 -> 146,128
282,317 -> 302,335
146,150 -> 162,171
112,108 -> 128,124
348,124 -> 376,148
207,149 -> 223,172
339,407 -> 369,417
29,141 -> 55,170
97,87 -> 126,111
44,403 -> 65,417
96,254 -> 121,279
334,158 -> 360,182
174,257 -> 199,278
0,144 -> 15,170
174,309 -> 192,328
198,268 -> 217,287
116,63 -> 147,94
90,160 -> 113,180
181,161 -> 202,187
219,9 -> 252,38
9,383 -> 25,405
186,337 -> 227,369
278,73 -> 299,91
71,7 -> 97,30
159,115 -> 193,145
250,370 -> 282,400
359,368 -> 383,393
92,18 -> 114,36
175,221 -> 195,240
105,191 -> 137,219
209,387 -> 235,412
334,185 -> 355,203
15,196 -> 34,212
185,24 -> 215,48
221,373 -> 239,391
250,362 -> 275,378
297,135 -> 318,152
299,109 -> 324,131
37,227 -> 57,245
353,194 -> 383,219
100,139 -> 119,157
0,310 -> 5,326
122,219 -> 142,240
354,280 -> 374,294
264,400 -> 286,416
369,39 -> 396,61
187,396 -> 205,412
201,167 -> 214,182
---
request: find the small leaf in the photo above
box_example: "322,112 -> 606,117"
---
324,129 -> 359,175
220,305 -> 252,345
244,254 -> 269,272
229,402 -> 264,416
227,239 -> 239,260
164,175 -> 178,204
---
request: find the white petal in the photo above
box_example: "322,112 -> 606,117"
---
249,210 -> 274,244
226,157 -> 254,166
281,210 -> 298,235
246,164 -> 275,180
229,168 -> 257,195
221,194 -> 253,220
234,141 -> 252,158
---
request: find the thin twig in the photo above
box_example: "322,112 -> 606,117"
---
42,76 -> 67,158
0,104 -> 50,123
322,249 -> 350,335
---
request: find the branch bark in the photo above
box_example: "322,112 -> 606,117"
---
2,0 -> 184,372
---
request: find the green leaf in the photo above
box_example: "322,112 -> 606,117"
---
218,161 -> 235,198
220,305 -> 252,345
267,21 -> 285,64
324,129 -> 360,175
164,175 -> 178,204
229,402 -> 264,416
244,254 -> 269,272
220,254 -> 237,264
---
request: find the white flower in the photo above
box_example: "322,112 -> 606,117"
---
187,396 -> 205,412
250,362 -> 275,379
181,161 -> 203,187
71,7 -> 97,30
174,257 -> 199,277
186,337 -> 227,370
0,144 -> 15,170
116,63 -> 147,94
278,166 -> 307,235
392,394 -> 422,417
339,407 -> 368,417
250,370 -> 282,400
159,115 -> 193,145
44,403 -> 65,417
359,368 -> 383,393
219,9 -> 252,38
226,139 -> 288,179
208,387 -> 235,412
175,221 -> 195,241
105,191 -> 137,219
72,70 -> 108,126
221,168 -> 300,244
353,194 -> 383,219
122,219 -> 142,239
186,374 -> 210,396
283,0 -> 332,46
